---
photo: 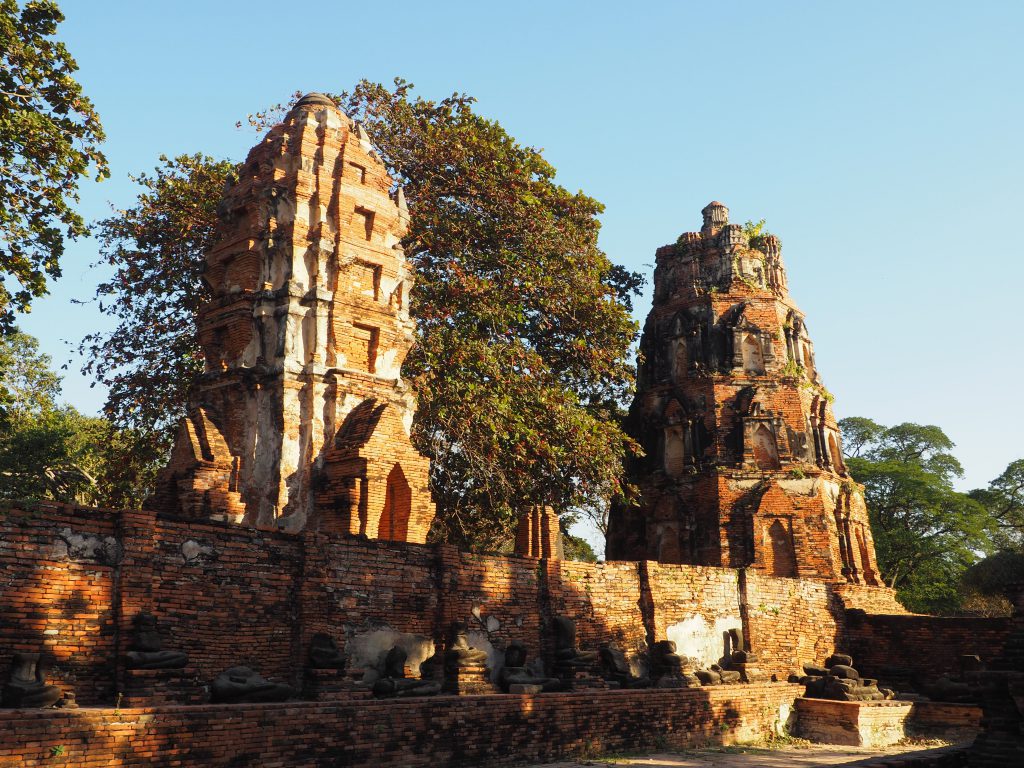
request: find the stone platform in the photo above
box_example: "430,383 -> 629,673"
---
795,698 -> 915,747
795,697 -> 982,749
0,682 -> 800,768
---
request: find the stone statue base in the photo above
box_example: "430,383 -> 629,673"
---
556,666 -> 607,691
734,663 -> 768,684
509,683 -> 544,694
443,665 -> 498,696
655,673 -> 702,689
121,667 -> 203,707
303,668 -> 371,701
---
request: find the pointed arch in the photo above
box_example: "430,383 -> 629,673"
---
766,519 -> 797,577
741,333 -> 765,373
752,424 -> 780,470
828,432 -> 843,473
379,463 -> 412,541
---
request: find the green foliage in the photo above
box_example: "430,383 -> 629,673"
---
77,154 -> 236,498
0,327 -> 60,415
0,0 -> 107,332
563,533 -> 598,563
0,331 -> 147,506
83,81 -> 643,550
963,550 -> 1024,596
742,218 -> 776,250
970,459 -> 1024,548
336,80 -> 642,549
839,416 -> 995,613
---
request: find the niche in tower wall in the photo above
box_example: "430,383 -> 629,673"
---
809,396 -> 845,475
763,517 -> 797,577
732,322 -> 774,377
662,400 -> 707,476
833,485 -> 861,584
735,391 -> 791,470
783,311 -> 810,368
650,491 -> 698,564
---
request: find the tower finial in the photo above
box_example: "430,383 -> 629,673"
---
701,201 -> 729,234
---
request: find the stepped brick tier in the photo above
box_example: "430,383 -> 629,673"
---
152,93 -> 434,540
608,202 -> 881,587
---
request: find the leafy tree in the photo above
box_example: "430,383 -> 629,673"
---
0,330 -> 129,506
970,460 -> 1024,548
83,81 -> 642,550
0,0 -> 107,332
563,532 -> 598,563
77,153 -> 235,491
336,80 -> 642,549
0,327 -> 60,416
840,416 -> 995,613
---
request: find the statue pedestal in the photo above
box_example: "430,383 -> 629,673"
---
655,673 -> 701,689
734,663 -> 768,683
303,669 -> 371,701
443,665 -> 498,696
121,667 -> 202,707
555,665 -> 607,691
509,683 -> 544,694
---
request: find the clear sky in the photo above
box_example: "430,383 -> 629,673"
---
19,2 -> 1024,546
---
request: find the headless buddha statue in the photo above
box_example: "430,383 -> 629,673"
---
2,653 -> 62,708
498,641 -> 561,692
125,613 -> 188,670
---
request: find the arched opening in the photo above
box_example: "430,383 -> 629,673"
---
379,463 -> 412,541
671,336 -> 688,382
766,519 -> 797,577
828,433 -> 843,473
741,333 -> 765,374
664,426 -> 685,476
752,424 -> 781,470
663,400 -> 686,477
802,342 -> 814,375
855,528 -> 876,585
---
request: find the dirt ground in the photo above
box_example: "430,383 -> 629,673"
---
519,741 -> 962,767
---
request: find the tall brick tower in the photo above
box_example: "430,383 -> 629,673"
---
153,93 -> 435,541
606,202 -> 881,584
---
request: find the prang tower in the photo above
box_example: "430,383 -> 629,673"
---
153,93 -> 435,541
606,202 -> 880,584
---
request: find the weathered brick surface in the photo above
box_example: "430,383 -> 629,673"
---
1,501 -> 997,715
746,570 -> 844,676
0,683 -> 801,767
795,698 -> 914,747
0,502 -> 118,704
608,202 -> 883,591
845,609 -> 1011,684
152,93 -> 435,540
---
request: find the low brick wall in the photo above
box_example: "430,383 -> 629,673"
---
911,701 -> 982,731
845,610 -> 1011,686
0,683 -> 800,768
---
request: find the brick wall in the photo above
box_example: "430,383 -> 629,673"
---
745,571 -> 843,676
0,502 -> 118,703
0,683 -> 801,768
0,502 -> 957,708
845,609 -> 1011,684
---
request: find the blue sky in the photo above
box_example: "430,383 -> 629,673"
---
20,1 -> 1024,519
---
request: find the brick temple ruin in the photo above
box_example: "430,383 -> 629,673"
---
151,93 -> 434,542
1,95 -> 1020,767
607,201 -> 881,588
